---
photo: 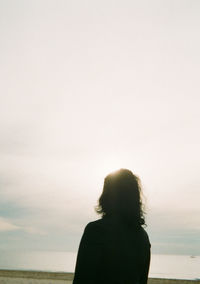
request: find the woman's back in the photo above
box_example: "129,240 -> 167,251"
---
73,216 -> 150,284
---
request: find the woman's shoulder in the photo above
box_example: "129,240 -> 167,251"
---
82,219 -> 106,244
84,218 -> 106,233
84,217 -> 120,232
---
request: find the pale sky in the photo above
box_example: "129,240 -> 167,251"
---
0,0 -> 200,255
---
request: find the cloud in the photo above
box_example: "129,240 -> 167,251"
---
0,217 -> 20,232
0,216 -> 47,236
23,226 -> 47,235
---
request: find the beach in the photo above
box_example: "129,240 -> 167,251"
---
0,270 -> 199,284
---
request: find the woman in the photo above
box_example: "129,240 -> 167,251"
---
73,169 -> 151,284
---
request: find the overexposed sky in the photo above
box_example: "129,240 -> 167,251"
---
0,0 -> 200,254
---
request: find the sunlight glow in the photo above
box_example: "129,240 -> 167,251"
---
96,156 -> 131,180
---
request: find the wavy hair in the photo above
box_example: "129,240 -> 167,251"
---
95,169 -> 146,227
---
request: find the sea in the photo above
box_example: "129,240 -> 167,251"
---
0,251 -> 199,280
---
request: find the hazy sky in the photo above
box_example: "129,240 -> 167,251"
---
0,0 -> 200,255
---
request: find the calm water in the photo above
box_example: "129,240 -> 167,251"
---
0,251 -> 199,280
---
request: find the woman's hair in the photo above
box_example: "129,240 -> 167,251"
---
96,169 -> 146,227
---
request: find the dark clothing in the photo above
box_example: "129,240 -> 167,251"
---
73,216 -> 151,284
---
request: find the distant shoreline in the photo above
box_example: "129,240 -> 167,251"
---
0,270 -> 199,284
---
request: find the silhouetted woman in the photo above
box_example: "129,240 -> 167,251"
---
73,169 -> 151,284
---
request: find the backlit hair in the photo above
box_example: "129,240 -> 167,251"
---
96,169 -> 146,227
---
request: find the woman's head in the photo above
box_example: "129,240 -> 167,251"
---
96,169 -> 145,227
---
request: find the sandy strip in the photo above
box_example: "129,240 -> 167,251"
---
0,270 -> 199,284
